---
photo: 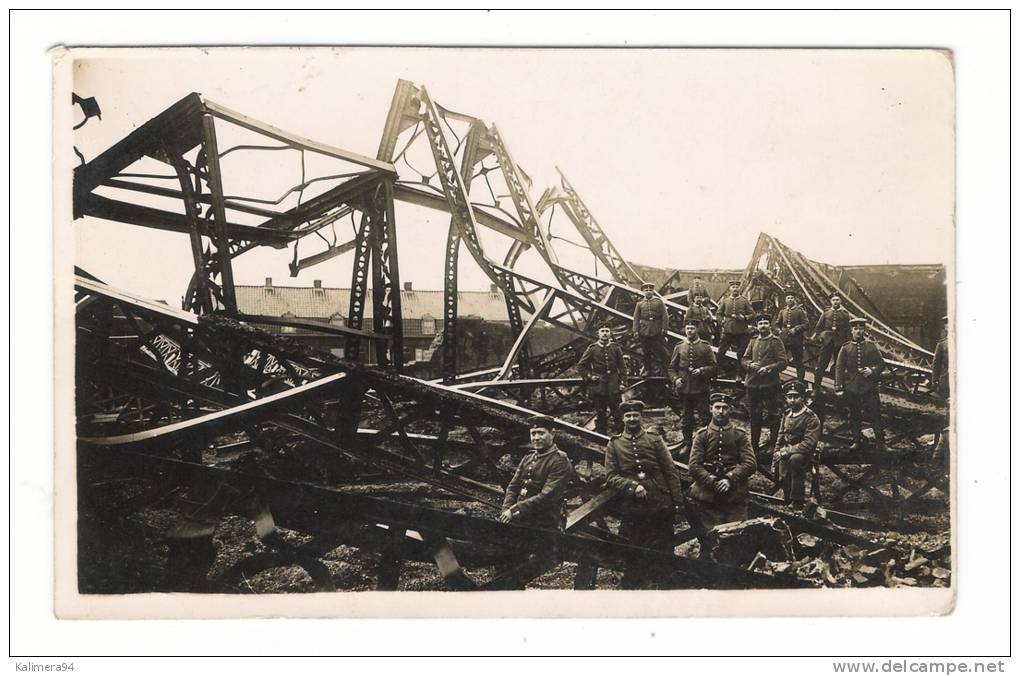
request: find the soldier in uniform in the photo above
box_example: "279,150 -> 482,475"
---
632,282 -> 671,376
686,292 -> 717,342
495,416 -> 575,589
716,279 -> 754,380
771,380 -> 822,509
604,400 -> 685,589
668,318 -> 717,450
577,324 -> 626,434
742,315 -> 789,455
500,416 -> 575,529
687,393 -> 758,530
774,289 -> 809,381
931,315 -> 950,402
689,275 -> 710,305
835,318 -> 887,449
812,293 -> 852,388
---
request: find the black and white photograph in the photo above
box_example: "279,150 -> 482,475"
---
56,45 -> 956,617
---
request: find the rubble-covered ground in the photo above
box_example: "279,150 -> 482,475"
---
78,402 -> 949,593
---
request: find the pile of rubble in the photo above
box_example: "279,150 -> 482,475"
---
707,517 -> 951,588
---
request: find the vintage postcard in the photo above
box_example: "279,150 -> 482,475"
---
54,46 -> 954,618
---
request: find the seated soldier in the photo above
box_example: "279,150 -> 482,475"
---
771,380 -> 822,509
687,393 -> 758,530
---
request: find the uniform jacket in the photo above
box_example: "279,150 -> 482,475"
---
931,338 -> 949,398
772,406 -> 822,478
686,303 -> 716,340
835,339 -> 886,394
689,281 -> 711,302
688,422 -> 757,504
814,307 -> 852,347
741,333 -> 788,389
774,305 -> 809,345
717,294 -> 754,335
577,341 -> 626,397
632,297 -> 670,337
604,429 -> 684,514
502,445 -> 574,528
667,337 -> 717,394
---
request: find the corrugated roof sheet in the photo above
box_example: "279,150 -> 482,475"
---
235,284 -> 509,321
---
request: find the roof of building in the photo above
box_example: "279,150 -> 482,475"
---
235,283 -> 510,321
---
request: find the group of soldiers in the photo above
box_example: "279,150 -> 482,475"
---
578,279 -> 891,453
498,385 -> 821,588
494,279 -> 947,589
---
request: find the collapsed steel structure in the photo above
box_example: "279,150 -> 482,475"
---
73,80 -> 948,590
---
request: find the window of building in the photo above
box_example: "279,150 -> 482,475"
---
421,314 -> 436,336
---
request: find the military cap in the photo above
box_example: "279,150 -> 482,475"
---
526,415 -> 555,430
784,287 -> 798,297
709,392 -> 733,405
620,399 -> 645,413
941,315 -> 948,323
830,292 -> 842,300
596,322 -> 614,331
728,279 -> 741,286
684,317 -> 700,327
640,281 -> 655,290
849,317 -> 869,327
783,380 -> 808,395
755,313 -> 772,323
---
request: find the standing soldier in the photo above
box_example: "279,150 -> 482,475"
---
668,318 -> 717,450
686,292 -> 717,342
689,275 -> 710,305
931,315 -> 950,402
742,315 -> 789,455
632,282 -> 671,376
812,294 -> 852,388
774,289 -> 809,381
688,393 -> 758,530
604,400 -> 685,588
577,324 -> 626,434
771,381 -> 822,509
717,280 -> 754,380
835,318 -> 887,449
500,416 -> 575,529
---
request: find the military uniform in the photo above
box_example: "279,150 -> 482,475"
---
774,304 -> 809,381
502,445 -> 575,530
686,302 -> 717,341
717,293 -> 754,379
605,426 -> 684,588
667,337 -> 717,446
931,337 -> 950,401
741,332 -> 788,453
577,340 -> 626,434
688,421 -> 757,530
689,281 -> 711,304
835,337 -> 886,447
813,306 -> 852,386
771,401 -> 822,506
632,294 -> 671,375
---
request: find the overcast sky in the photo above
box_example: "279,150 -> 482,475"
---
72,48 -> 954,302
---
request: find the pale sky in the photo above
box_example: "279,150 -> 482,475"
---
71,48 -> 954,302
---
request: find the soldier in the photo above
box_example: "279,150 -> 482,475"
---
812,293 -> 852,388
494,416 -> 575,589
689,275 -> 710,305
774,289 -> 809,381
500,416 -> 575,529
688,393 -> 757,530
604,399 -> 685,589
835,318 -> 887,449
668,318 -> 717,450
771,381 -> 822,509
931,315 -> 950,401
716,279 -> 754,380
686,292 -> 717,342
632,282 -> 671,376
742,315 -> 788,455
577,324 -> 626,434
